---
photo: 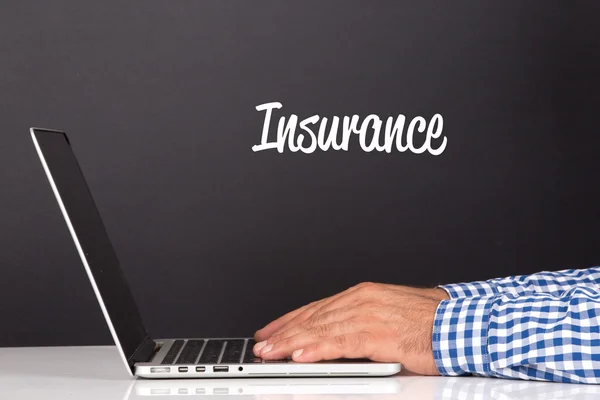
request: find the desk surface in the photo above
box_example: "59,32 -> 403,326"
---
0,346 -> 598,399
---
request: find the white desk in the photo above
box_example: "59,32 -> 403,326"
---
0,346 -> 598,399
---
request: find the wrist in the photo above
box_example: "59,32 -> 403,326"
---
424,287 -> 450,301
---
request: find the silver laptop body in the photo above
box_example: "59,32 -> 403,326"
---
30,127 -> 402,378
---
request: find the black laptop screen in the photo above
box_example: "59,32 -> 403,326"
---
32,129 -> 148,364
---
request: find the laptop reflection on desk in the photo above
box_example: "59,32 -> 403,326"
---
132,377 -> 402,397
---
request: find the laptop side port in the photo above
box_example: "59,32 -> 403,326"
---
178,367 -> 188,373
196,366 -> 206,372
213,366 -> 229,372
150,367 -> 170,373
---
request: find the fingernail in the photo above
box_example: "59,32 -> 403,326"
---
292,349 -> 304,359
254,341 -> 267,353
261,344 -> 273,355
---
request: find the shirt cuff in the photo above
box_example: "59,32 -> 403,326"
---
432,296 -> 495,376
438,281 -> 499,299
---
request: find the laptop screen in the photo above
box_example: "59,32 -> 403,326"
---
31,129 -> 148,368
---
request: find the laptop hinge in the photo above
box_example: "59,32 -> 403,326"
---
128,336 -> 158,367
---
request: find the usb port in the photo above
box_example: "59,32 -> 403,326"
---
150,367 -> 170,373
178,367 -> 188,373
213,366 -> 229,373
196,366 -> 206,372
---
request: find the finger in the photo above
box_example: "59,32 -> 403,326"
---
291,333 -> 374,363
260,319 -> 362,360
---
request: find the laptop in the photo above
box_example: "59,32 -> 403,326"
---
30,127 -> 402,378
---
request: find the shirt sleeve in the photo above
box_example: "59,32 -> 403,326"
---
438,266 -> 600,299
432,286 -> 600,383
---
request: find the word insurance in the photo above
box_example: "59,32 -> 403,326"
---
252,102 -> 447,155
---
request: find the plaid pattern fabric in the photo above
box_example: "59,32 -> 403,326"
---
440,266 -> 600,299
433,296 -> 494,376
433,268 -> 600,383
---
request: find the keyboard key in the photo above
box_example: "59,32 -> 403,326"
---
176,340 -> 205,364
220,340 -> 246,364
161,340 -> 184,365
197,339 -> 225,364
243,339 -> 262,363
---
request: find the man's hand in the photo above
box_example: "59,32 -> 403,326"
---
253,282 -> 449,375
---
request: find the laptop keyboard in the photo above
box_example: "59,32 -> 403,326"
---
161,338 -> 268,365
161,340 -> 184,364
176,340 -> 203,364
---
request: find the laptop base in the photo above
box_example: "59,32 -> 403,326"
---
135,338 -> 401,378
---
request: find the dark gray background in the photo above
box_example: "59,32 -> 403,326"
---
1,1 -> 599,347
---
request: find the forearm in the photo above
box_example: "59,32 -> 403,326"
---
433,286 -> 600,383
439,265 -> 600,299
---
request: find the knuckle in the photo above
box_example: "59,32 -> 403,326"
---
301,319 -> 315,330
270,332 -> 284,343
334,335 -> 348,348
279,337 -> 294,349
312,324 -> 330,337
311,341 -> 324,354
354,333 -> 373,356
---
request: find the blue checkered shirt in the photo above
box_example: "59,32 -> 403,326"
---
433,266 -> 600,383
